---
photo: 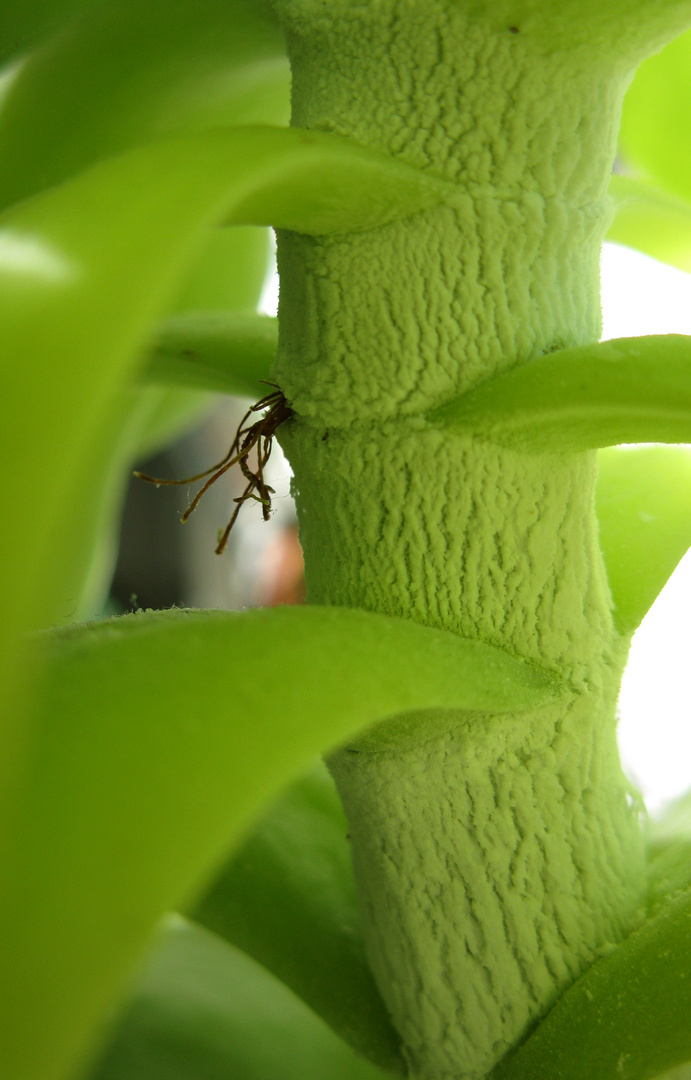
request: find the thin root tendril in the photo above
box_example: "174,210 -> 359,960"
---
134,385 -> 293,554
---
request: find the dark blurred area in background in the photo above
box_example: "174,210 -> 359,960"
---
110,398 -> 305,615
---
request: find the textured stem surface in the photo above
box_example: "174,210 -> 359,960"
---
272,2 -> 651,1075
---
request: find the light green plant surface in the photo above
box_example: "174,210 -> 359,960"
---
10,605 -> 554,1080
91,915 -> 390,1080
4,3 -> 691,1080
189,760 -> 405,1073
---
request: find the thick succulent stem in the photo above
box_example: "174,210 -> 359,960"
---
271,2 -> 654,1075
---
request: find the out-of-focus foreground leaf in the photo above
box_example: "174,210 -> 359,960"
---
0,121 -> 449,772
66,223 -> 273,621
0,0 -> 97,63
0,0 -> 287,778
0,0 -> 289,210
0,0 -> 284,639
0,605 -> 557,1080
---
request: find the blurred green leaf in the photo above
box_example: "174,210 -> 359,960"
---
656,1066 -> 691,1080
607,175 -> 691,271
0,0 -> 289,210
144,312 -> 277,399
167,226 -> 274,318
1,0 -> 279,628
596,446 -> 691,632
619,27 -> 691,205
0,0 -> 97,63
428,335 -> 691,451
1,0 -> 281,630
0,605 -> 557,1080
62,385 -> 213,623
491,888 -> 691,1080
66,224 -> 273,619
0,114 -> 457,1079
193,763 -> 404,1074
88,917 -> 389,1080
0,120 -> 450,775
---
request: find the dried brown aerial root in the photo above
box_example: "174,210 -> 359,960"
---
134,385 -> 293,554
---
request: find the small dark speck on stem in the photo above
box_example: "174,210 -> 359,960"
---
509,25 -> 520,33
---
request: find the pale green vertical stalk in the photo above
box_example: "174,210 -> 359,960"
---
271,2 -> 653,1076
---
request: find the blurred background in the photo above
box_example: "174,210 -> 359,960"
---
601,242 -> 691,814
111,234 -> 691,818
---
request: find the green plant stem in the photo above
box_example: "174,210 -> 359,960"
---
269,2 -> 673,1076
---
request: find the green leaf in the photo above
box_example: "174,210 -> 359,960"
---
427,335 -> 691,452
0,121 -> 450,765
144,312 -> 277,399
57,223 -> 272,621
491,888 -> 691,1080
0,0 -> 96,64
619,27 -> 691,205
596,446 -> 691,633
0,0 -> 281,645
193,762 -> 404,1074
656,1066 -> 691,1079
1,606 -> 557,1080
62,384 -> 214,623
607,175 -> 691,272
0,124 -> 448,619
69,225 -> 274,615
88,917 -> 389,1080
167,226 -> 274,318
0,0 -> 289,210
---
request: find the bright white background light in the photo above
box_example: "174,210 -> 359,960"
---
601,243 -> 691,813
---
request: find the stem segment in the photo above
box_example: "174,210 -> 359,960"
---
270,2 -> 660,1075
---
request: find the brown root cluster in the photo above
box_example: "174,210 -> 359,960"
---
134,385 -> 293,554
